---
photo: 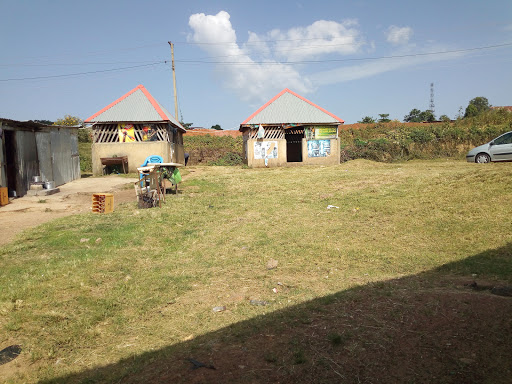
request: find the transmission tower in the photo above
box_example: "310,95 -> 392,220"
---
429,83 -> 435,114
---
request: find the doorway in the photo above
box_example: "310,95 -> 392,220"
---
285,129 -> 304,162
4,130 -> 17,196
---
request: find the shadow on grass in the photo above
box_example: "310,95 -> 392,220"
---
42,244 -> 512,384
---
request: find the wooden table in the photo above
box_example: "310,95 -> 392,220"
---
100,156 -> 128,174
135,162 -> 183,208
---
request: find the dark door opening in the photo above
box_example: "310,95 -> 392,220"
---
285,130 -> 304,162
4,130 -> 17,196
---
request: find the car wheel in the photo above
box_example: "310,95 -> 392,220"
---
475,153 -> 491,163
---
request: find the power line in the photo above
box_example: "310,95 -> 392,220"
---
0,60 -> 162,68
175,42 -> 512,65
0,62 -> 167,82
1,42 -> 510,82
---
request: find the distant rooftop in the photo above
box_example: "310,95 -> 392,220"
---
84,84 -> 185,131
241,88 -> 344,126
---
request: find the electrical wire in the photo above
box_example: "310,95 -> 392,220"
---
175,43 -> 512,65
1,42 -> 510,82
0,62 -> 167,82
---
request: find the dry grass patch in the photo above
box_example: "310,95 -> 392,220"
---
1,159 -> 511,383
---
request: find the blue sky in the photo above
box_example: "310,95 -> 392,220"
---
1,0 -> 511,129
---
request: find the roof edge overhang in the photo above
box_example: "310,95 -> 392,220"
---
240,88 -> 345,126
239,122 -> 342,131
89,120 -> 186,133
84,85 -> 184,130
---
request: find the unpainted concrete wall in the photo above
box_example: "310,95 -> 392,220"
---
92,141 -> 185,175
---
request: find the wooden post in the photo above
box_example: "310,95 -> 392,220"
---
168,41 -> 179,120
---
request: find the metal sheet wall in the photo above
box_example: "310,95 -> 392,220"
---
51,128 -> 72,186
35,131 -> 54,183
70,132 -> 80,181
0,129 -> 5,187
15,130 -> 39,196
1,122 -> 81,196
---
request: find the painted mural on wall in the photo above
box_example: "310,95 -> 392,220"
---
254,141 -> 278,160
118,124 -> 136,142
308,139 -> 331,157
142,124 -> 158,141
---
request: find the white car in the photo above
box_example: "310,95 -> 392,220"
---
466,131 -> 512,163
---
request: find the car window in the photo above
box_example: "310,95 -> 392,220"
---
494,132 -> 512,145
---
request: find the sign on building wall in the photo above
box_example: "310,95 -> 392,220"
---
315,127 -> 337,139
142,124 -> 158,141
254,141 -> 278,159
308,140 -> 331,157
118,124 -> 136,142
305,126 -> 338,140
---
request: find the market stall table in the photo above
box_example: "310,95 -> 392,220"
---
135,162 -> 183,208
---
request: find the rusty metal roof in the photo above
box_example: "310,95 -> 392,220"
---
84,85 -> 185,131
241,88 -> 344,126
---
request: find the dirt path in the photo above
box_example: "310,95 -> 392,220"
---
0,175 -> 138,245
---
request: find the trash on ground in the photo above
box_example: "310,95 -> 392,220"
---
327,205 -> 339,209
187,358 -> 216,370
212,306 -> 226,312
250,300 -> 267,306
0,345 -> 22,366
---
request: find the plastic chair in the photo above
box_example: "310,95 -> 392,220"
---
140,155 -> 164,186
141,155 -> 163,167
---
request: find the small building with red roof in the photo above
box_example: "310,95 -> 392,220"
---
84,84 -> 186,175
239,88 -> 344,167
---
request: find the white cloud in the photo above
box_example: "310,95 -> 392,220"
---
188,11 -> 313,104
385,25 -> 413,45
248,19 -> 365,62
310,45 -> 465,85
188,11 -> 470,101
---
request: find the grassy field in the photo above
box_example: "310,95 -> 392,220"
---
1,160 -> 511,383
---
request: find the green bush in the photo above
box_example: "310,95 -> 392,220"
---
210,152 -> 244,166
79,142 -> 92,173
78,128 -> 92,143
184,135 -> 244,165
340,110 -> 512,162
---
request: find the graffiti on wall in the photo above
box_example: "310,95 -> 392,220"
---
307,140 -> 331,157
254,141 -> 278,160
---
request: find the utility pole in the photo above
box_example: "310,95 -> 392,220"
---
429,82 -> 435,115
168,41 -> 179,120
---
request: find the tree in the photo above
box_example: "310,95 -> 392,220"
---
419,110 -> 435,122
464,104 -> 479,118
378,114 -> 391,123
403,109 -> 422,122
464,97 -> 490,118
358,116 -> 376,124
404,109 -> 436,122
53,115 -> 83,126
211,124 -> 222,130
439,114 -> 451,122
180,121 -> 193,130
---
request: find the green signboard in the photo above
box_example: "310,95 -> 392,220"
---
314,126 -> 338,139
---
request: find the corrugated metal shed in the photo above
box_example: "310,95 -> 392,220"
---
0,119 -> 80,197
85,85 -> 185,131
242,88 -> 344,126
